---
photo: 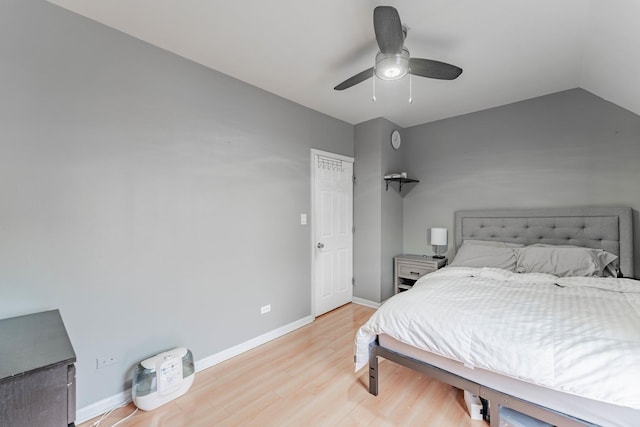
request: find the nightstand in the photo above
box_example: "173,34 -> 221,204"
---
394,255 -> 447,293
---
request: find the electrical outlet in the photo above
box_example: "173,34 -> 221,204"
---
261,304 -> 271,314
96,355 -> 118,369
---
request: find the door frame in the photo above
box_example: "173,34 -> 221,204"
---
310,149 -> 354,318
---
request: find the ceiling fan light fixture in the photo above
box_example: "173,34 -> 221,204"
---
375,48 -> 410,80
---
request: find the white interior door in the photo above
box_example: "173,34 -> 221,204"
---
311,150 -> 353,316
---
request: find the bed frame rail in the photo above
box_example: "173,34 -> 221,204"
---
369,340 -> 597,427
368,340 -> 480,397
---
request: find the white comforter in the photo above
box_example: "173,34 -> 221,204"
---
355,267 -> 640,409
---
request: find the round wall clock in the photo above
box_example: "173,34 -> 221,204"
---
391,130 -> 401,150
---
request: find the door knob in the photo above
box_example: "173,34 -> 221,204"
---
317,243 -> 325,249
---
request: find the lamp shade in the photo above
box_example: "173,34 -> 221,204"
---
430,228 -> 448,246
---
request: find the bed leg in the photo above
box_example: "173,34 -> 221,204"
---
369,346 -> 379,396
488,400 -> 499,427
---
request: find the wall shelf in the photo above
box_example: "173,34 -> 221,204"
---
384,177 -> 419,192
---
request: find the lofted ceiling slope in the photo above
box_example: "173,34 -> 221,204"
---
46,0 -> 640,128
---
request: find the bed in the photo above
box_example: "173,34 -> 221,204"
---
355,207 -> 640,427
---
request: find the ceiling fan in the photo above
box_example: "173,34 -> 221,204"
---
334,6 -> 463,91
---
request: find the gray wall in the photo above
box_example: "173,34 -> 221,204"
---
403,88 -> 640,274
353,120 -> 383,302
0,0 -> 353,408
353,118 -> 403,303
379,120 -> 404,301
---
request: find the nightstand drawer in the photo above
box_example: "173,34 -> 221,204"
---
397,263 -> 434,279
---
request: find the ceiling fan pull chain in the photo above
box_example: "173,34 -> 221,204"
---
372,68 -> 376,102
409,71 -> 413,103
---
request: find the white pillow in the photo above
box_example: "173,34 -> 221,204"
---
515,246 -> 618,277
450,241 -> 519,271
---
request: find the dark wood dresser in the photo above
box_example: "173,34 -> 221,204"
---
0,309 -> 77,426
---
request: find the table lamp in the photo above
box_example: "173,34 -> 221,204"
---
430,227 -> 447,259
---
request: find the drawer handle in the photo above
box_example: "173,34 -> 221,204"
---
410,271 -> 421,275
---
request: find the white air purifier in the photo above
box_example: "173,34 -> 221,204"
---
132,347 -> 195,411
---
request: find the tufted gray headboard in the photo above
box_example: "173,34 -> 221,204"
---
454,207 -> 634,278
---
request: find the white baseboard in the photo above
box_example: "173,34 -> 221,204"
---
76,390 -> 132,424
194,315 -> 314,372
351,297 -> 381,309
75,315 -> 314,424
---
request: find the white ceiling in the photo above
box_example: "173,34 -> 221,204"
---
47,0 -> 640,128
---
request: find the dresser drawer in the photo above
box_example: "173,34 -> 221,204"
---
397,263 -> 435,279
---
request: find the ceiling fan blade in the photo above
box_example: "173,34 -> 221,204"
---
409,58 -> 463,80
373,6 -> 404,54
334,67 -> 374,91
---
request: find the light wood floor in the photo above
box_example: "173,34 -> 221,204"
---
81,303 -> 488,426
